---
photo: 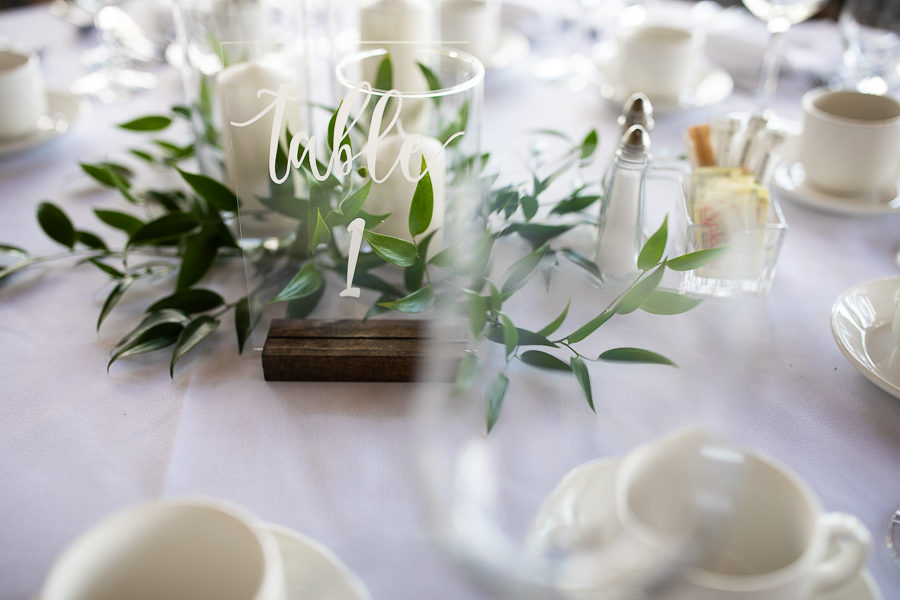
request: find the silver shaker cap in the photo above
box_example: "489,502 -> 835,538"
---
618,124 -> 651,159
618,93 -> 654,132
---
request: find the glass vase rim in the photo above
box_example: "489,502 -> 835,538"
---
335,46 -> 485,99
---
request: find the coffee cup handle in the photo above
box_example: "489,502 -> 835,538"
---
811,513 -> 871,594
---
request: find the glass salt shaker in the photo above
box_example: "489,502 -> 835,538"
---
595,124 -> 651,282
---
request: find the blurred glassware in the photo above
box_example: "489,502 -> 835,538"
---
68,1 -> 158,102
838,0 -> 900,95
740,0 -> 828,110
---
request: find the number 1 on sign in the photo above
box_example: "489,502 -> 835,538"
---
339,217 -> 365,298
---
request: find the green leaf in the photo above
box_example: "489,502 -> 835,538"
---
515,329 -> 555,346
235,296 -> 262,354
520,350 -> 569,372
115,309 -> 190,347
439,100 -> 469,146
86,259 -> 124,279
598,347 -> 676,366
408,155 -> 434,238
143,190 -> 186,212
108,323 -> 183,372
309,209 -> 331,252
118,115 -> 172,131
170,315 -> 219,377
94,209 -> 144,236
580,129 -> 599,160
76,230 -> 107,251
271,262 -> 324,303
37,202 -> 76,249
640,289 -> 702,315
355,272 -> 404,298
502,223 -> 570,248
129,149 -> 156,163
286,281 -> 325,318
637,215 -> 667,271
335,182 -> 371,223
501,243 -> 548,297
364,294 -> 392,321
570,356 -> 594,412
455,351 -> 481,392
565,308 -> 615,344
404,257 -> 425,292
0,259 -> 35,284
80,162 -> 132,188
172,105 -> 191,119
550,193 -> 601,216
0,243 -> 27,259
378,286 -> 435,313
97,278 -> 134,331
177,168 -> 239,212
360,210 -> 391,230
363,230 -> 417,267
560,248 -> 603,281
148,289 -> 225,314
258,195 -> 308,220
326,100 -> 352,155
666,247 -> 729,271
465,291 -> 488,338
538,298 -> 571,337
520,195 -> 538,221
616,264 -> 665,315
485,373 -> 509,433
428,248 -> 453,267
374,54 -> 393,90
128,213 -> 200,247
500,313 -> 518,360
177,231 -> 218,291
417,61 -> 442,103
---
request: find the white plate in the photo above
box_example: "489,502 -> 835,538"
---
261,523 -> 372,600
0,91 -> 87,158
527,458 -> 882,600
592,45 -> 733,113
773,141 -> 900,216
831,277 -> 900,401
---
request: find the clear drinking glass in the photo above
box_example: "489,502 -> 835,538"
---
838,0 -> 900,95
740,0 -> 828,109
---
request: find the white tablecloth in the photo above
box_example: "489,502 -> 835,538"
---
1,2 -> 899,599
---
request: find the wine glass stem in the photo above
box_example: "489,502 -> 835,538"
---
756,26 -> 788,111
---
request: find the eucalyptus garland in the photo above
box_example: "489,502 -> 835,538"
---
0,97 -> 723,432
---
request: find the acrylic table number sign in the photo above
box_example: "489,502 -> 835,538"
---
229,46 -> 485,378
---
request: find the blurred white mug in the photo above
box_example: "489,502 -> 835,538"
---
0,49 -> 47,140
39,500 -> 287,600
614,25 -> 704,100
798,88 -> 900,197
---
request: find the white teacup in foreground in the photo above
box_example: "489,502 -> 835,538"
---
612,430 -> 871,600
798,88 -> 900,197
615,25 -> 704,100
0,49 -> 47,140
39,500 -> 286,600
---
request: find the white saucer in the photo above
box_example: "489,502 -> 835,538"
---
0,91 -> 87,158
527,458 -> 883,600
592,46 -> 733,113
260,523 -> 372,600
773,141 -> 900,216
485,28 -> 530,72
831,277 -> 900,401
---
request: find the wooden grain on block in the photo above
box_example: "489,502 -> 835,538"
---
262,318 -> 464,382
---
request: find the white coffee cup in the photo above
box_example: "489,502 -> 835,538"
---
0,49 -> 47,140
39,500 -> 287,600
610,430 -> 871,600
798,88 -> 900,196
615,25 -> 704,100
441,0 -> 501,65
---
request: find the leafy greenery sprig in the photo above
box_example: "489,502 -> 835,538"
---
0,80 -> 722,431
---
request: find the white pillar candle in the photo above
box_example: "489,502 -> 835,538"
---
216,56 -> 301,240
441,0 -> 500,64
359,0 -> 435,132
364,133 -> 446,249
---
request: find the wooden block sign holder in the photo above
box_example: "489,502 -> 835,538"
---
261,319 -> 464,382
